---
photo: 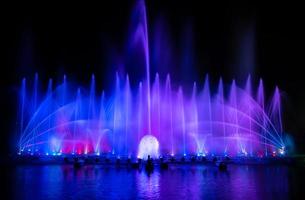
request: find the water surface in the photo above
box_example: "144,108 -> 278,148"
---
4,164 -> 305,200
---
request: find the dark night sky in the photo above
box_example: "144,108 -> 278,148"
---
1,1 -> 305,158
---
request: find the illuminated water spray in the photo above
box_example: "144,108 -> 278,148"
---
132,0 -> 151,134
16,0 -> 288,158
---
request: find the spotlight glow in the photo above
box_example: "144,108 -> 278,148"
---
137,135 -> 159,159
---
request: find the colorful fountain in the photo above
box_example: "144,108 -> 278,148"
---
16,0 -> 286,159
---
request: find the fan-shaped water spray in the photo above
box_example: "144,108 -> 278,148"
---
17,73 -> 286,157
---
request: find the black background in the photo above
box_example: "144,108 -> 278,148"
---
2,1 -> 305,159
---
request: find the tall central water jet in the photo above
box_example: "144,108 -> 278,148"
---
132,0 -> 151,134
143,3 -> 151,135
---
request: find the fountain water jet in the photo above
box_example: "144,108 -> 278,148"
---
16,0 -> 288,159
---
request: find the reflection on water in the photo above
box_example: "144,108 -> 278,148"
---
5,164 -> 305,200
